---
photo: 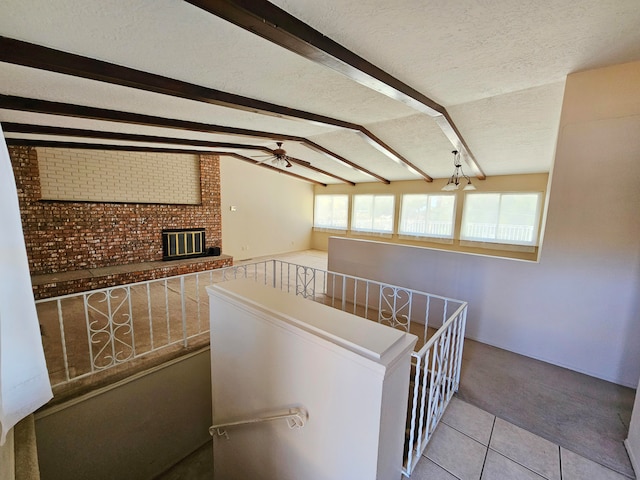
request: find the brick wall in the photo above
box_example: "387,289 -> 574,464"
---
10,146 -> 227,295
37,147 -> 201,204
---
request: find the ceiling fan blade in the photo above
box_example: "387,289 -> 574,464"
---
248,142 -> 311,169
255,157 -> 274,164
287,158 -> 311,167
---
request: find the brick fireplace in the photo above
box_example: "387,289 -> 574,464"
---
9,146 -> 232,299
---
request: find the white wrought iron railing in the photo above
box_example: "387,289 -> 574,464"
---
35,259 -> 466,476
404,303 -> 467,476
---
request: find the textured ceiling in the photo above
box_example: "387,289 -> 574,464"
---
0,0 -> 639,185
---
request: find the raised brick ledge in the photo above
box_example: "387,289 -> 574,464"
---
32,254 -> 233,300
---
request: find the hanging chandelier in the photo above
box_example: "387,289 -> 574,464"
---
442,150 -> 476,191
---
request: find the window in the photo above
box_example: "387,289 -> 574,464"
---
399,194 -> 456,239
313,194 -> 349,230
351,194 -> 394,233
461,192 -> 542,246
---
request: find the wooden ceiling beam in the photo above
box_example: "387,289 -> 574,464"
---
0,36 -> 408,182
4,137 -> 328,186
2,122 -> 354,184
213,152 -> 328,186
4,138 -> 215,155
285,157 -> 355,186
0,37 -> 353,129
185,0 -> 484,180
1,122 -> 272,153
0,95 -> 384,183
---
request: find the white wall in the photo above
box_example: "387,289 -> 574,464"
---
220,157 -> 314,260
328,61 -> 640,387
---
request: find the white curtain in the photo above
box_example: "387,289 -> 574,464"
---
0,124 -> 52,444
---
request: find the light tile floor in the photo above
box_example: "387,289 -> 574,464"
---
158,396 -> 634,480
413,396 -> 633,480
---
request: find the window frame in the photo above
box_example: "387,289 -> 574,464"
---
398,193 -> 456,240
313,194 -> 349,231
350,194 -> 395,234
460,191 -> 543,247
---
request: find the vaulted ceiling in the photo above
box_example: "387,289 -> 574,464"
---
1,0 -> 639,186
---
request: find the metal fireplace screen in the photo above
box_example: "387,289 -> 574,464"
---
162,228 -> 206,260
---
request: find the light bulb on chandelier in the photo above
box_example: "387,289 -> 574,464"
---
442,150 -> 476,191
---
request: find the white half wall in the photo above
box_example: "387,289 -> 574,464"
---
328,61 -> 640,387
220,157 -> 313,260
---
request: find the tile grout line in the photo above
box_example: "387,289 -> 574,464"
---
439,411 -> 494,450
559,445 -> 563,480
420,421 -> 484,480
430,458 -> 465,480
485,446 -> 553,479
445,400 -> 632,480
486,417 -> 558,480
445,410 -> 554,480
479,416 -> 497,478
446,415 -> 631,480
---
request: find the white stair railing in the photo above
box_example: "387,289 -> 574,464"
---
36,259 -> 466,477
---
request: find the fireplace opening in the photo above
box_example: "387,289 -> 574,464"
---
162,228 -> 206,261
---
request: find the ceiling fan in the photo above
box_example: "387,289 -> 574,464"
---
254,142 -> 310,169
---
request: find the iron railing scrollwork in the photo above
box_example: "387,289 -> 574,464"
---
378,285 -> 411,330
295,265 -> 316,299
36,259 -> 466,477
85,287 -> 135,370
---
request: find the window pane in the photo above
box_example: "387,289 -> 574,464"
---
462,194 -> 500,240
497,194 -> 540,243
400,194 -> 455,238
314,195 -> 348,229
462,192 -> 541,245
352,194 -> 394,233
352,195 -> 373,230
372,195 -> 394,232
